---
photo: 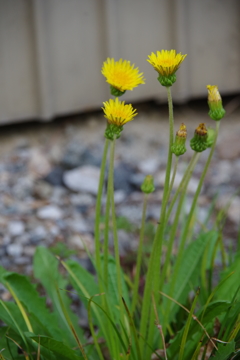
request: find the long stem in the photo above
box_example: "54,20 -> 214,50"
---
165,152 -> 200,223
108,138 -> 124,322
166,155 -> 179,204
139,86 -> 174,357
159,153 -> 199,291
180,121 -> 220,249
103,165 -> 112,288
94,139 -> 109,279
167,121 -> 220,319
131,193 -> 149,314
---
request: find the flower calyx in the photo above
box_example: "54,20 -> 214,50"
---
141,175 -> 155,194
171,123 -> 187,156
190,123 -> 208,152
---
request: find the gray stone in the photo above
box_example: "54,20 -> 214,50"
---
44,167 -> 64,186
138,158 -> 160,174
33,180 -> 53,199
30,226 -> 48,243
37,205 -> 63,220
8,221 -> 25,236
69,193 -> 95,206
14,256 -> 31,265
6,243 -> 23,257
63,166 -> 100,195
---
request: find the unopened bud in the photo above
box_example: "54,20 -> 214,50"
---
190,123 -> 208,152
171,123 -> 187,156
141,175 -> 155,194
207,85 -> 225,121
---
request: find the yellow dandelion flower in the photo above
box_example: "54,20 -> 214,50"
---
102,98 -> 137,126
206,85 -> 225,121
101,58 -> 145,96
147,50 -> 187,86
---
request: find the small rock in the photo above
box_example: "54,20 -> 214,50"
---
6,243 -> 23,257
30,226 -> 48,243
14,256 -> 31,265
63,166 -> 100,195
28,148 -> 51,177
66,216 -> 90,233
217,195 -> 240,224
37,205 -> 63,220
69,193 -> 95,206
114,163 -> 135,194
33,180 -> 53,199
8,221 -> 25,237
44,167 -> 64,186
23,246 -> 36,257
138,158 -> 160,174
69,234 -> 94,252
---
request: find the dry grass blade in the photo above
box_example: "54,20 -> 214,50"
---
159,291 -> 218,351
152,293 -> 168,360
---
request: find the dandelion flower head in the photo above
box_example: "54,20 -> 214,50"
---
147,50 -> 187,76
102,98 -> 137,126
101,58 -> 145,92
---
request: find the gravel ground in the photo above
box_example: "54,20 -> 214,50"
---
0,100 -> 240,279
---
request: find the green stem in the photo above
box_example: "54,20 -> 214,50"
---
180,121 -> 221,249
94,139 -> 109,279
165,152 -> 200,223
166,121 -> 220,320
131,193 -> 149,314
103,166 -> 112,288
139,86 -> 174,357
108,138 -> 124,323
159,153 -> 199,292
166,155 -> 179,204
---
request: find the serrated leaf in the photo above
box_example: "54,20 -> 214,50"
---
209,340 -> 235,360
3,272 -> 62,340
26,333 -> 82,360
33,247 -> 83,344
168,300 -> 229,359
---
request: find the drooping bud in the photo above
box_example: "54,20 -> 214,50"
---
141,175 -> 155,194
206,127 -> 216,148
171,123 -> 187,156
207,85 -> 226,121
190,123 -> 208,152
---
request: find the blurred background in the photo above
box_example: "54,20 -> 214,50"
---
0,0 -> 240,124
0,0 -> 240,277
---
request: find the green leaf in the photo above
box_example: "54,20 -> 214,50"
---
3,272 -> 62,340
0,327 -> 20,359
168,300 -> 229,359
209,340 -> 235,360
26,333 -> 80,360
165,231 -> 218,321
33,246 -> 84,345
106,257 -> 130,318
217,254 -> 240,301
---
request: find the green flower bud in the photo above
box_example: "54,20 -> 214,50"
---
157,74 -> 176,87
110,85 -> 126,97
207,85 -> 226,121
105,123 -> 123,141
206,127 -> 216,148
141,175 -> 155,194
190,123 -> 208,152
171,123 -> 187,156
